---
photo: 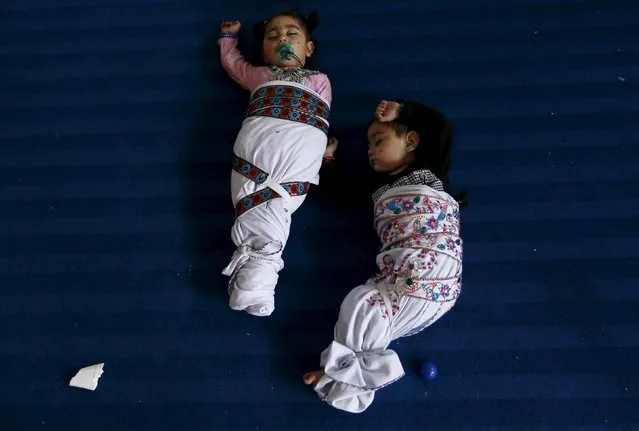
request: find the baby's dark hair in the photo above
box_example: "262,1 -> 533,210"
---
387,100 -> 467,207
251,10 -> 320,68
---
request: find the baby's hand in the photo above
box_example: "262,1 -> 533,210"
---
221,21 -> 241,33
324,137 -> 339,158
375,100 -> 401,122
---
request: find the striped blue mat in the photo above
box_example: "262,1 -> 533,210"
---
1,1 -> 638,429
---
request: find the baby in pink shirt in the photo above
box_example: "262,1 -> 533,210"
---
219,11 -> 333,317
219,12 -> 331,101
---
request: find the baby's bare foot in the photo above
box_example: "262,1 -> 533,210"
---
303,370 -> 324,385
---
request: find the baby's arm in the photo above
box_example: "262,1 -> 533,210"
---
307,73 -> 332,105
218,21 -> 268,91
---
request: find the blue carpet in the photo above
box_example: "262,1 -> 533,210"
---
1,0 -> 638,430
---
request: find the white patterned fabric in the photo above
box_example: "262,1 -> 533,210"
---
222,81 -> 330,316
313,184 -> 463,413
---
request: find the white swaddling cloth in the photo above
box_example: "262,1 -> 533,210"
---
223,81 -> 330,316
313,184 -> 463,412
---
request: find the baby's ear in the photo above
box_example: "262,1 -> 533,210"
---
405,131 -> 420,152
305,40 -> 315,58
307,12 -> 319,31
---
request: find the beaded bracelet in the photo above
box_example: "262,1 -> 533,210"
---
220,32 -> 239,38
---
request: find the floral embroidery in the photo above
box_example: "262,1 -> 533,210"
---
249,86 -> 330,120
368,190 -> 463,304
366,289 -> 402,318
375,193 -> 462,259
247,84 -> 329,135
376,194 -> 448,219
446,237 -> 459,250
235,181 -> 308,217
383,195 -> 434,216
426,217 -> 440,230
372,253 -> 461,302
400,278 -> 461,301
232,155 -> 308,217
232,155 -> 268,184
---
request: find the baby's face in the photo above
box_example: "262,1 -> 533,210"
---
262,15 -> 313,68
367,121 -> 416,174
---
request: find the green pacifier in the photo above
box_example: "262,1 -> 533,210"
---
276,43 -> 295,60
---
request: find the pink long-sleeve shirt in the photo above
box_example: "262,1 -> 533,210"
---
218,35 -> 332,105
